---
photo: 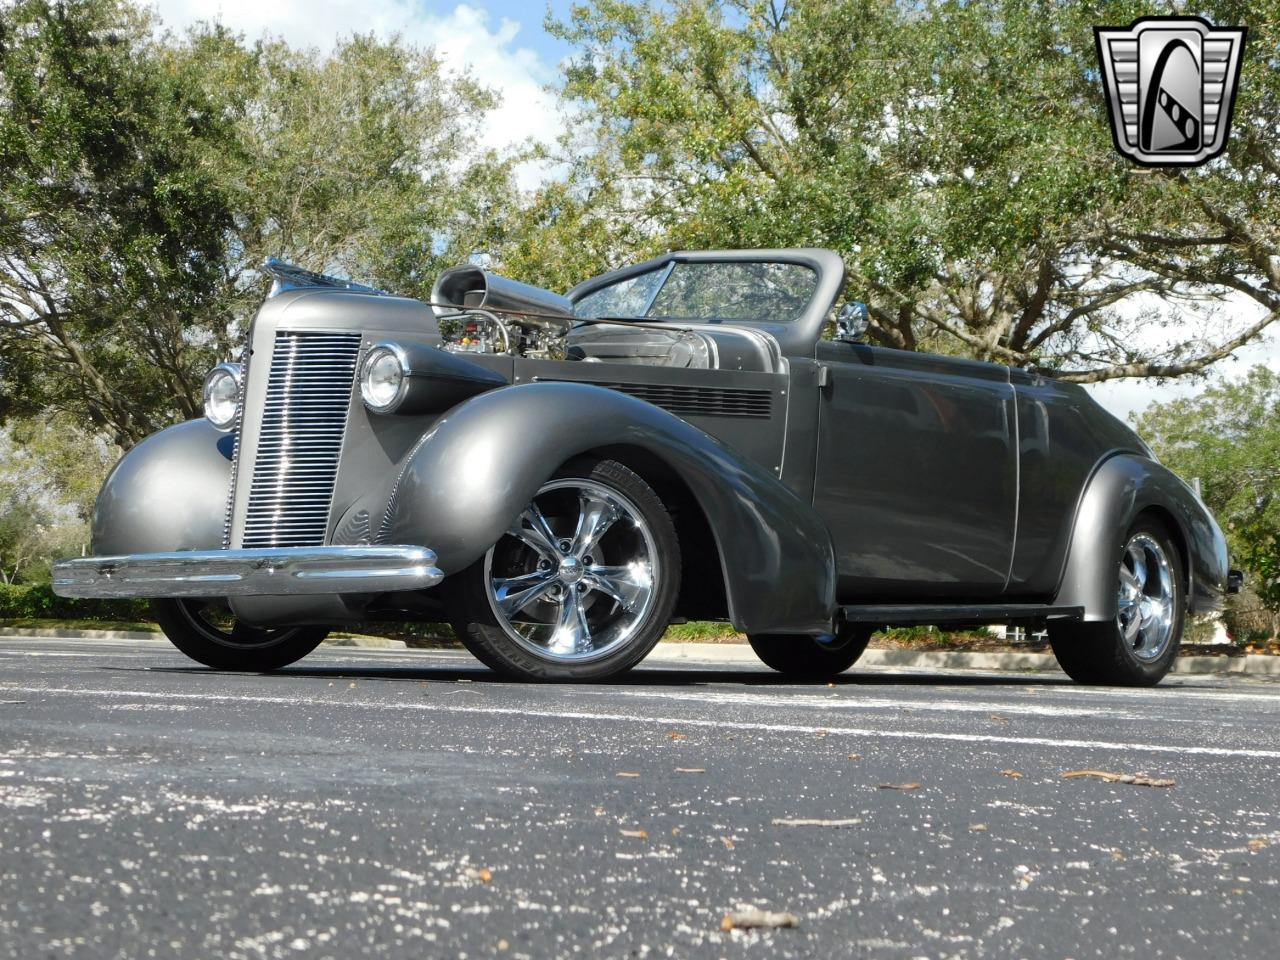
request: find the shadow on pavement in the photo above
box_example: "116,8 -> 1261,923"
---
124,662 -> 1073,688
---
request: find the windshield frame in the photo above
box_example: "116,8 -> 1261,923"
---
566,248 -> 846,359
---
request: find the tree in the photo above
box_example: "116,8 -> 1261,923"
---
0,418 -> 112,584
0,0 -> 517,446
547,0 -> 1280,379
1135,366 -> 1280,638
0,0 -> 234,445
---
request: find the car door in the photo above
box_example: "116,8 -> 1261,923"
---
813,342 -> 1018,601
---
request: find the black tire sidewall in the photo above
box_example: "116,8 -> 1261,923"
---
151,599 -> 328,671
446,458 -> 681,681
748,625 -> 874,679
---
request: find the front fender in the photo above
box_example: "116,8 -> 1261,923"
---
387,382 -> 836,635
1054,454 -> 1229,620
91,419 -> 234,555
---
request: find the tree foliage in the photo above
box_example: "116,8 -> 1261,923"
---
0,0 -> 516,445
546,0 -> 1280,379
0,417 -> 113,584
1136,366 -> 1280,634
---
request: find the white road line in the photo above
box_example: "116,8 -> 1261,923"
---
4,684 -> 1280,760
577,688 -> 1190,722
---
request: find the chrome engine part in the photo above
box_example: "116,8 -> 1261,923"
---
433,266 -> 575,359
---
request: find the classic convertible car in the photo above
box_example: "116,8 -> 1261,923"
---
53,249 -> 1234,685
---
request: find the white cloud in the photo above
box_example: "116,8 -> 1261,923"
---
144,1 -> 562,188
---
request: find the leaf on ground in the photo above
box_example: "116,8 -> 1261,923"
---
720,908 -> 799,931
676,767 -> 706,774
616,772 -> 641,778
463,867 -> 492,884
1000,769 -> 1024,779
990,713 -> 1010,722
969,823 -> 988,832
877,782 -> 922,791
772,817 -> 863,827
720,835 -> 736,849
619,829 -> 648,840
666,731 -> 686,741
846,753 -> 861,760
1062,769 -> 1175,787
1248,838 -> 1268,852
594,807 -> 606,816
814,729 -> 828,738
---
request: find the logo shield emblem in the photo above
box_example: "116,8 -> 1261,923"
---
1095,17 -> 1246,166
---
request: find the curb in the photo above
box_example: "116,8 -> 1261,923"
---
0,627 -> 160,641
1,630 -> 1276,675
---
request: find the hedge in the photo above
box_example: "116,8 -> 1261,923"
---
0,582 -> 150,622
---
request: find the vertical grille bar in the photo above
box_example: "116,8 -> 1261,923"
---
220,346 -> 250,549
241,332 -> 361,548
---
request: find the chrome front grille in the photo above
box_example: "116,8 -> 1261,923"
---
240,332 -> 362,548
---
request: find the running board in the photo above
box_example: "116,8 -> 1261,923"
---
840,603 -> 1083,628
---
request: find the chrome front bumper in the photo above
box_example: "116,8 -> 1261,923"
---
52,546 -> 444,599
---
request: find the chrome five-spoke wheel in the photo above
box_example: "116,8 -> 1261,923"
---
487,478 -> 658,661
1117,532 -> 1176,663
448,458 -> 681,680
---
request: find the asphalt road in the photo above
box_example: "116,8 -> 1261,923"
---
1,637 -> 1278,959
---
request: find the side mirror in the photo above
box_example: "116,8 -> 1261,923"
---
1227,569 -> 1244,594
835,301 -> 870,343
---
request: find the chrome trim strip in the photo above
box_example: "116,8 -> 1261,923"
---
52,546 -> 443,599
263,257 -> 385,298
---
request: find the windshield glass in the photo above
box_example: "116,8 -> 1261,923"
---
574,261 -> 817,323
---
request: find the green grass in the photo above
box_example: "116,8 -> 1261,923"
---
661,621 -> 744,643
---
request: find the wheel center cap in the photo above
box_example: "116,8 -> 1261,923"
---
558,556 -> 585,584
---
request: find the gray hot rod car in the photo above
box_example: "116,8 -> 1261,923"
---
54,249 -> 1234,684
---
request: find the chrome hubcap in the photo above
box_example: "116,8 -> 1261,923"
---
484,478 -> 658,662
1116,533 -> 1176,662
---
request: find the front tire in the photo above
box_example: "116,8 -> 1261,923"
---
1048,516 -> 1184,686
749,625 -> 874,679
446,457 -> 681,681
152,599 -> 328,671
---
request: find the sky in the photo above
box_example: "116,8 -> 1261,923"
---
142,1 -> 1277,423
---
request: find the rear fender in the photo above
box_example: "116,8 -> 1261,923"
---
1054,454 -> 1229,620
386,381 -> 836,635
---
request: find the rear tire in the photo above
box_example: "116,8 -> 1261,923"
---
446,457 -> 681,681
152,599 -> 328,671
1048,516 -> 1184,686
749,625 -> 874,679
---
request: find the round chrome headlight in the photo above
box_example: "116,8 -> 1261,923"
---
359,343 -> 408,413
202,362 -> 243,430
